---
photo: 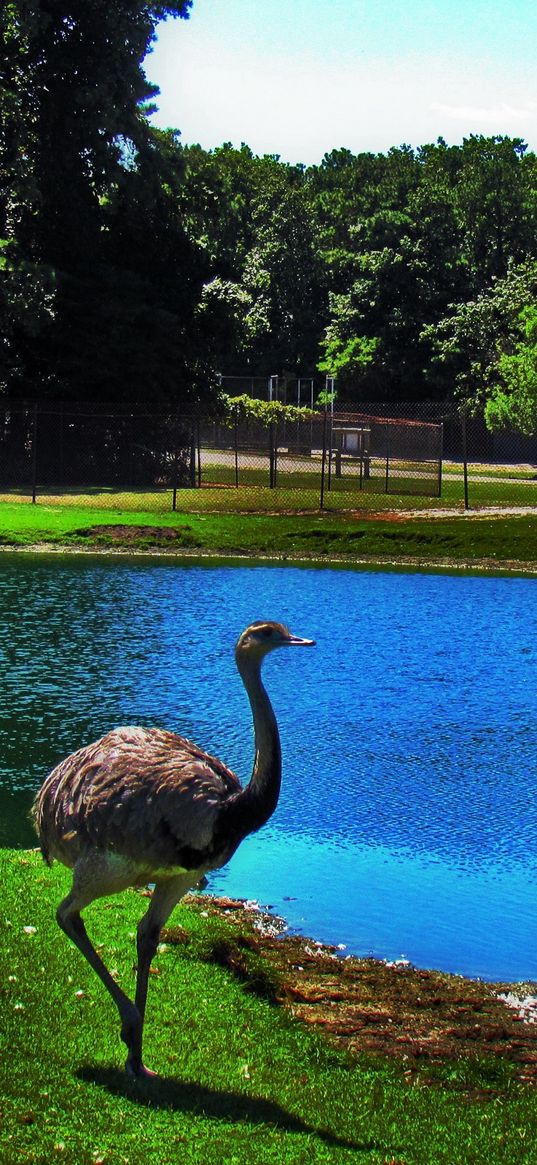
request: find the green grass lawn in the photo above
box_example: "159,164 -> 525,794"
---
2,849 -> 537,1165
1,461 -> 536,514
0,500 -> 536,567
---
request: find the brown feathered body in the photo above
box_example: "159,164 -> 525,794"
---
34,725 -> 247,881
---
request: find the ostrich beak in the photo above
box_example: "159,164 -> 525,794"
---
285,633 -> 316,647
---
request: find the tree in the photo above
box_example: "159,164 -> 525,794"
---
421,259 -> 537,407
0,1 -> 220,408
316,215 -> 461,401
1,0 -> 191,268
316,138 -> 537,402
485,306 -> 537,435
237,181 -> 327,374
5,14 -> 537,416
180,145 -> 328,376
314,143 -> 466,400
455,136 -> 537,289
178,142 -> 264,280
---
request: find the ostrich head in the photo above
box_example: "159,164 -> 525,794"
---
235,621 -> 315,660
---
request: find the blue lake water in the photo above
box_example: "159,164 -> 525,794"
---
1,552 -> 536,982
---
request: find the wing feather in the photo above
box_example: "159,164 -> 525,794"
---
33,726 -> 242,871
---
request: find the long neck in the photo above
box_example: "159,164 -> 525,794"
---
233,650 -> 282,835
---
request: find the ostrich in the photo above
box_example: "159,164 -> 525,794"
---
32,620 -> 315,1078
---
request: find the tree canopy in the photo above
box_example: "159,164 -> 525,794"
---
485,305 -> 537,435
0,0 -> 218,408
2,6 -> 537,433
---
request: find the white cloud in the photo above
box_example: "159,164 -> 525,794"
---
431,101 -> 537,123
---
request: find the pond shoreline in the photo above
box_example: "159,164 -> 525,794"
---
188,892 -> 537,1090
2,540 -> 537,577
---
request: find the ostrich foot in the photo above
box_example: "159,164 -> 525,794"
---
125,1056 -> 159,1081
120,1004 -> 156,1079
119,1002 -> 150,1077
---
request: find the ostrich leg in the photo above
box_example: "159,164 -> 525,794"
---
130,875 -> 195,1077
56,891 -> 142,1061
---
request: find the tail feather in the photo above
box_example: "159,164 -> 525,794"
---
30,790 -> 51,864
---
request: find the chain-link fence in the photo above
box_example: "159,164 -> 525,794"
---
402,399 -> 537,511
199,410 -> 442,504
0,402 -> 194,510
0,398 -> 536,512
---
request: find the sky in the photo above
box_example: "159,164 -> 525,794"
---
145,0 -> 537,165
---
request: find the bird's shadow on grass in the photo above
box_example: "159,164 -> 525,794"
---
77,1064 -> 381,1154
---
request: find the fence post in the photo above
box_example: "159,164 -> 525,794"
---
334,429 -> 342,478
196,419 -> 202,488
461,407 -> 470,510
326,411 -> 333,490
189,424 -> 197,487
269,423 -> 277,488
384,423 -> 391,493
363,427 -> 371,479
234,407 -> 239,487
320,409 -> 328,510
31,402 -> 38,504
438,421 -> 444,499
172,453 -> 178,511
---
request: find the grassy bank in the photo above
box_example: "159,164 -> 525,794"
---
2,463 -> 536,513
2,850 -> 537,1165
0,500 -> 537,570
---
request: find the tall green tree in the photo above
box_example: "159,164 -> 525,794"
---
0,0 -> 220,408
1,0 -> 191,267
314,137 -> 537,401
485,306 -> 537,435
455,135 -> 537,289
316,144 -> 465,399
421,259 -> 537,407
181,145 -> 328,376
237,180 -> 327,374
